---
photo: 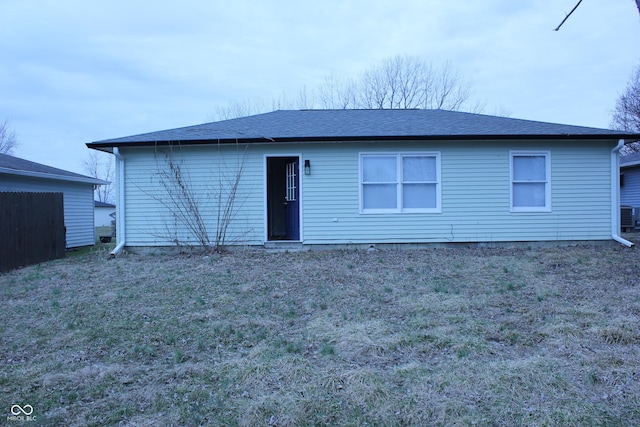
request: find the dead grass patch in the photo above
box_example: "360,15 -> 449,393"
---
1,240 -> 639,426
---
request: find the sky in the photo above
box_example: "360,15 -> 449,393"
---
1,0 -> 639,175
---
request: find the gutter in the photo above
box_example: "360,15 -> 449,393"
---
88,132 -> 640,149
110,147 -> 126,256
611,140 -> 634,247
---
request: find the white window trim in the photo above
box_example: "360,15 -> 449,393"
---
510,150 -> 551,213
359,152 -> 442,214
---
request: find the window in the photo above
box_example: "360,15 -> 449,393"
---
510,151 -> 551,212
360,153 -> 441,213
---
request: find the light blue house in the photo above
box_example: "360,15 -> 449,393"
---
87,109 -> 640,252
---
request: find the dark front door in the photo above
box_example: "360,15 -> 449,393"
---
284,160 -> 300,240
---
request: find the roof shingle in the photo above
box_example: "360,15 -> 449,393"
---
89,109 -> 640,147
0,153 -> 107,185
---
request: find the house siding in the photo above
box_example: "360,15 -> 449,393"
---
121,146 -> 265,247
95,206 -> 116,227
301,140 -> 612,244
621,165 -> 640,208
120,140 -> 614,247
0,175 -> 96,247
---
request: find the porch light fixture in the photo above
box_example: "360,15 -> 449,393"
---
304,159 -> 311,175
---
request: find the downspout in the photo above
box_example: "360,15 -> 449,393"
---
110,147 -> 126,256
611,139 -> 634,247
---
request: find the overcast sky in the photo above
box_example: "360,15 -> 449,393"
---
1,0 -> 639,175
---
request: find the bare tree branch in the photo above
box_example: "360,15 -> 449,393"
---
554,0 -> 583,31
214,55 -> 479,116
354,55 -> 473,110
155,145 -> 211,249
317,74 -> 357,109
83,151 -> 114,203
0,120 -> 18,155
612,65 -> 640,154
150,143 -> 248,252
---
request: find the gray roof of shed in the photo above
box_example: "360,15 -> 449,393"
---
95,200 -> 115,208
89,109 -> 640,148
0,153 -> 108,185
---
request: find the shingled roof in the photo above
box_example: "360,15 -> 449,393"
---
88,109 -> 640,149
0,153 -> 107,185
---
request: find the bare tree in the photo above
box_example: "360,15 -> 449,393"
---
151,144 -> 248,253
212,88 -> 315,121
213,99 -> 271,121
0,120 -> 18,155
612,65 -> 640,153
214,55 -> 479,118
326,56 -> 474,111
317,74 -> 358,109
430,61 -> 473,110
83,151 -> 114,203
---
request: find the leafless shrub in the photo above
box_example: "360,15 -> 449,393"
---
151,143 -> 247,252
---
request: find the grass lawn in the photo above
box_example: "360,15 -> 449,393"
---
1,240 -> 639,426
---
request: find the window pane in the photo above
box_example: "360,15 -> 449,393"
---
513,183 -> 546,207
513,156 -> 546,181
403,156 -> 436,182
363,184 -> 397,209
403,184 -> 436,209
363,156 -> 396,182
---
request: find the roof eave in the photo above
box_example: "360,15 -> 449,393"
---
87,133 -> 640,148
0,167 -> 109,185
621,161 -> 640,168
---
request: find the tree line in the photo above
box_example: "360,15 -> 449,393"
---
1,55 -> 639,202
213,56 -> 485,121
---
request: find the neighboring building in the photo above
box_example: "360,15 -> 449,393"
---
621,152 -> 640,208
0,153 -> 108,247
94,200 -> 116,227
620,152 -> 640,230
87,109 -> 640,250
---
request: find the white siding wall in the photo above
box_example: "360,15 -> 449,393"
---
0,175 -> 96,247
121,140 -> 614,247
95,207 -> 116,227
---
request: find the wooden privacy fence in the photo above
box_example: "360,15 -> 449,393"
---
0,192 -> 65,272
